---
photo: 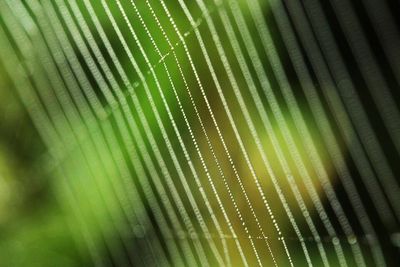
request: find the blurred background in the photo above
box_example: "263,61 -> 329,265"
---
0,0 -> 399,266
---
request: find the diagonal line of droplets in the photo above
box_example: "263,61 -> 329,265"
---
124,0 -> 263,265
111,0 -> 254,265
125,0 -> 284,266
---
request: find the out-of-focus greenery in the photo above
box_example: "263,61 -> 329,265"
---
0,0 -> 356,266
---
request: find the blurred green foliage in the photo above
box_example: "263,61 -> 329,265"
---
0,0 -> 354,266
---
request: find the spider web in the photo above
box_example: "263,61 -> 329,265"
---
0,0 -> 399,266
